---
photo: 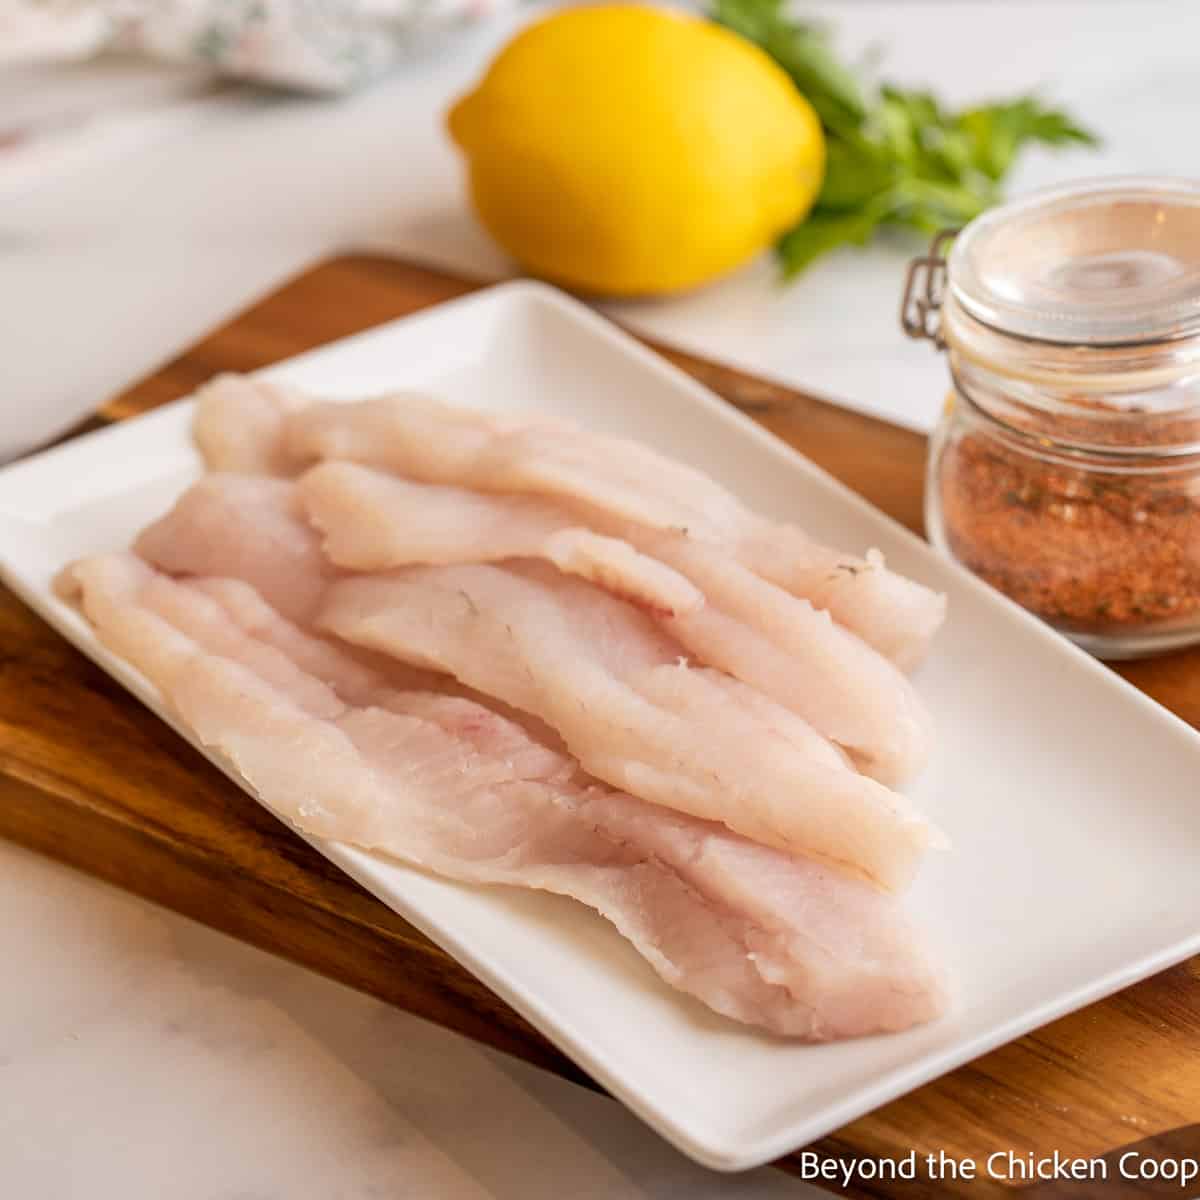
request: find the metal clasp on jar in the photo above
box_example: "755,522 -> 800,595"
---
900,229 -> 957,348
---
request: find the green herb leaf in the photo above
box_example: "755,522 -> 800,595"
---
817,136 -> 896,210
776,206 -> 886,277
712,0 -> 866,131
959,97 -> 1100,181
711,0 -> 1101,276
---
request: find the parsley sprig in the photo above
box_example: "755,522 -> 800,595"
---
711,0 -> 1100,275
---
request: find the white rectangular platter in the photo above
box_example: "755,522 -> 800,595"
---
2,281 -> 1199,1172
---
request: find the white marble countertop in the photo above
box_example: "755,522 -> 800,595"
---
3,4 -> 1199,1194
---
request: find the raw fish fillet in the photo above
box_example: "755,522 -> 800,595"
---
191,374 -> 305,476
299,463 -> 931,783
301,462 -> 703,619
133,474 -> 567,742
727,531 -> 943,672
56,553 -> 948,1040
318,561 -> 945,889
133,475 -> 941,882
137,472 -> 845,774
134,473 -> 343,625
191,377 -> 945,667
649,536 -> 932,786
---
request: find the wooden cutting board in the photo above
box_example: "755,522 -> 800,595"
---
4,254 -> 1200,1197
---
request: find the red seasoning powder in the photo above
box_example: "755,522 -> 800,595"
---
937,399 -> 1200,633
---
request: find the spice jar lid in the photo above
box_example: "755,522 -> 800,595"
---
948,177 -> 1200,346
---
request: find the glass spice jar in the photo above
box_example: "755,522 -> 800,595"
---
902,177 -> 1200,659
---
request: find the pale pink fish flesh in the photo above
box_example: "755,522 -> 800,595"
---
141,453 -> 940,869
56,553 -> 948,1040
135,473 -> 344,626
189,376 -> 945,667
136,472 -> 853,777
317,560 -> 945,890
300,461 -> 703,618
298,462 -> 931,783
191,373 -> 306,476
285,394 -> 748,538
729,529 -> 947,673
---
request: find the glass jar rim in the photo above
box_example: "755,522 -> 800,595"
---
950,361 -> 1200,466
948,176 -> 1200,347
941,290 -> 1200,395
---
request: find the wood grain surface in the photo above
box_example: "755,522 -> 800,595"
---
4,254 -> 1200,1197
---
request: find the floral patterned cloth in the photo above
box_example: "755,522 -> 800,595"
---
3,0 -> 511,91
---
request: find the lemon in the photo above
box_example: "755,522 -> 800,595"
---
447,4 -> 824,297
